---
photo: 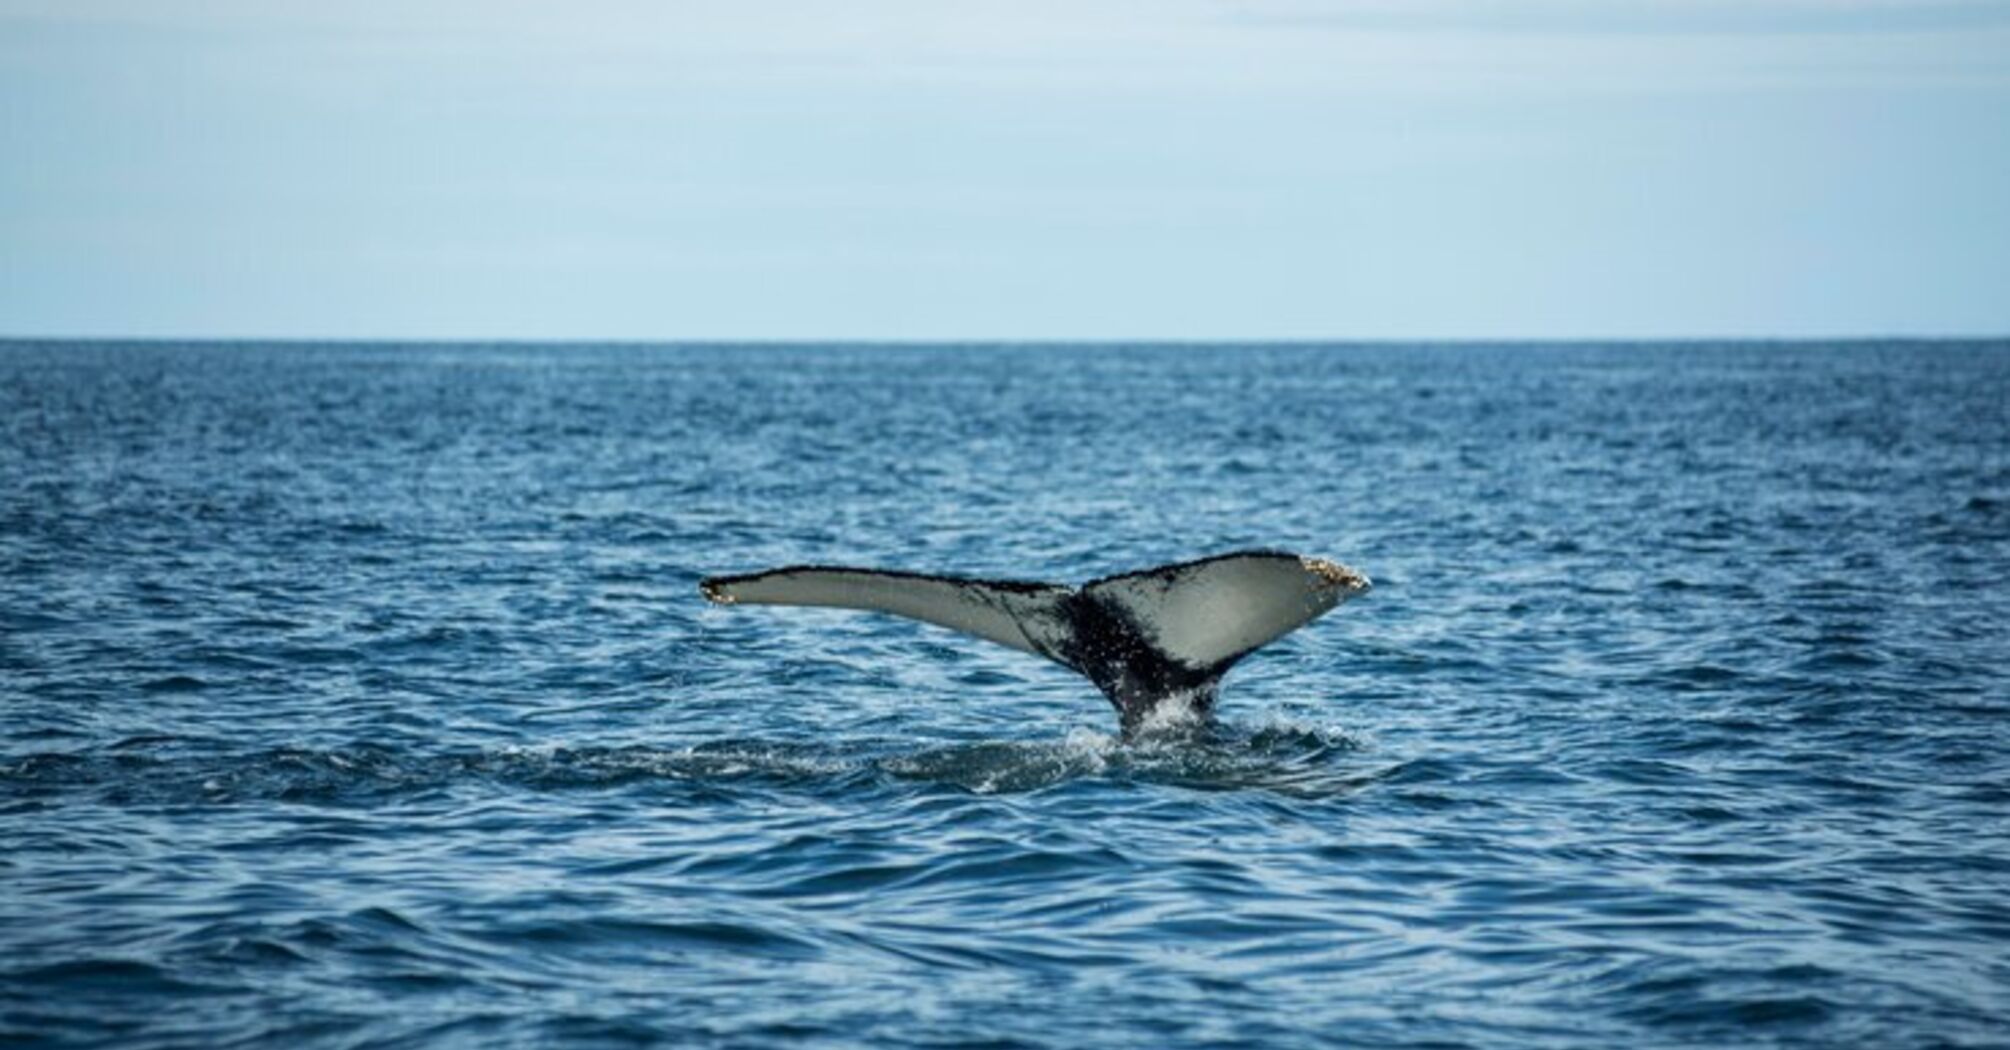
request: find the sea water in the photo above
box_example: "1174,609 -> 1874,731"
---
2,341 -> 2007,1047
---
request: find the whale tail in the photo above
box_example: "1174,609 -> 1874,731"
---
700,551 -> 1369,729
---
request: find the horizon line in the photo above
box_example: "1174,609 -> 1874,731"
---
3,333 -> 2007,348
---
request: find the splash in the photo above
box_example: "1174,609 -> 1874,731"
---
878,730 -> 1116,794
1129,687 -> 1214,738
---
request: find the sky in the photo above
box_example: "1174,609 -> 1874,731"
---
2,0 -> 2007,341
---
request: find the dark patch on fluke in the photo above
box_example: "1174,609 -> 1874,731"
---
1053,592 -> 1223,732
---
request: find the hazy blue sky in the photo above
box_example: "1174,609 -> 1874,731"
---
3,1 -> 2007,340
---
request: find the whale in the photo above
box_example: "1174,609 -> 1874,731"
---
699,550 -> 1370,732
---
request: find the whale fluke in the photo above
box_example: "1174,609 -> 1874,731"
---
700,551 -> 1370,732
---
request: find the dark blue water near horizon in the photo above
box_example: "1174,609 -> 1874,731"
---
3,341 -> 2007,1049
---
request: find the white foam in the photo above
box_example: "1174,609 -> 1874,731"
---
1131,688 -> 1211,737
1061,725 -> 1118,756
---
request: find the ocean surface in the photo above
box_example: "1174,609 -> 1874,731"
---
2,341 -> 2007,1049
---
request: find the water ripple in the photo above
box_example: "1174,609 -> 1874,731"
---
4,342 -> 2009,1049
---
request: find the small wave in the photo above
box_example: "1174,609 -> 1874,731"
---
2,721 -> 1377,804
878,729 -> 1116,794
881,718 -> 1370,797
480,740 -> 867,790
138,675 -> 208,693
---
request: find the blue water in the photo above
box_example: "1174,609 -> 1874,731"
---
3,341 -> 2007,1049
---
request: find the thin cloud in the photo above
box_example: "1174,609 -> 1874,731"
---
1231,0 -> 2010,35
